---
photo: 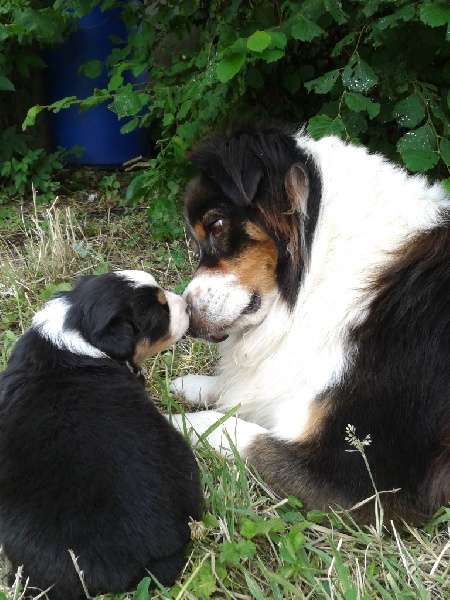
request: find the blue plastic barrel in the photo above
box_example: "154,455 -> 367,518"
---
44,5 -> 148,168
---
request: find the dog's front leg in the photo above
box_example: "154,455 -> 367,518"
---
167,410 -> 268,458
170,374 -> 219,407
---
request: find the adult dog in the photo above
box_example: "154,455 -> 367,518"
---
0,270 -> 201,599
170,124 -> 450,524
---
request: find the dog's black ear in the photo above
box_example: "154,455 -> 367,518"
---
88,313 -> 136,361
188,134 -> 263,207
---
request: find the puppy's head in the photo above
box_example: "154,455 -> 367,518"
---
182,124 -> 321,342
33,271 -> 189,365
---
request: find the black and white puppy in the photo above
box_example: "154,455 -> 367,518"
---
170,123 -> 450,524
0,270 -> 202,600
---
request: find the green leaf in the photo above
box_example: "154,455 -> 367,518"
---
344,92 -> 380,119
219,539 -> 256,565
229,37 -> 247,54
393,94 -> 425,128
419,3 -> 450,27
0,75 -> 14,91
305,69 -> 340,94
244,572 -> 265,600
342,56 -> 378,92
79,95 -> 108,111
240,519 -> 259,539
125,172 -> 148,203
191,560 -> 217,599
324,0 -> 348,24
259,48 -> 284,63
270,30 -> 288,49
79,59 -> 103,79
439,138 -> 450,164
279,528 -> 306,563
291,16 -> 324,42
202,512 -> 219,528
22,105 -> 44,130
216,53 -> 245,83
331,33 -> 356,58
442,179 -> 450,194
287,495 -> 303,507
110,86 -> 144,117
397,124 -> 439,172
307,114 -> 346,139
49,95 -> 77,113
0,24 -> 9,42
133,577 -> 151,600
376,5 -> 416,30
108,72 -> 124,91
240,516 -> 284,539
120,118 -> 139,134
247,30 -> 271,52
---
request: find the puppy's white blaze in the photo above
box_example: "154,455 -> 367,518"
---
32,297 -> 106,358
165,291 -> 190,342
115,270 -> 158,288
183,272 -> 251,327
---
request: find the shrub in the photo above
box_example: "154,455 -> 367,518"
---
4,1 -> 450,229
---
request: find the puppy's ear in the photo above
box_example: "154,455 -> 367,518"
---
130,288 -> 171,348
89,314 -> 135,361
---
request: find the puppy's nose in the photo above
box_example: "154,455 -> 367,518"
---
185,304 -> 192,318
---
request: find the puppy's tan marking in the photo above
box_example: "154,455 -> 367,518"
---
156,288 -> 167,305
133,337 -> 171,365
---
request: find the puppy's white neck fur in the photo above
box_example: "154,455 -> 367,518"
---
215,134 -> 450,439
32,297 -> 106,359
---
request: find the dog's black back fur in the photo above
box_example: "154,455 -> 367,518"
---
0,272 -> 201,599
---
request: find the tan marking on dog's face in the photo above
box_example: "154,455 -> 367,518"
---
190,220 -> 278,292
183,218 -> 279,339
133,337 -> 172,365
203,222 -> 277,292
220,234 -> 277,293
193,221 -> 206,244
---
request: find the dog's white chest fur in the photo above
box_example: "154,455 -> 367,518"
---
209,135 -> 447,440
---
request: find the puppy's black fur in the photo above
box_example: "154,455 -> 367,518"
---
0,272 -> 201,599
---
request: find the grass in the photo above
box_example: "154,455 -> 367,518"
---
0,190 -> 449,600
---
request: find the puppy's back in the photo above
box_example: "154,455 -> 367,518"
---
0,343 -> 201,599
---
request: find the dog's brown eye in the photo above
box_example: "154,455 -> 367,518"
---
210,219 -> 223,238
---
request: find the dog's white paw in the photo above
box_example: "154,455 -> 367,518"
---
169,374 -> 218,407
168,410 -> 268,458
